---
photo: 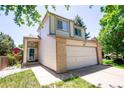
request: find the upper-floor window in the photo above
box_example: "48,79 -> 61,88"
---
74,28 -> 82,36
57,20 -> 68,31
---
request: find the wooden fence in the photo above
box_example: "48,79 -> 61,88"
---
0,56 -> 8,70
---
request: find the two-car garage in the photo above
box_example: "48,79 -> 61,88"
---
56,38 -> 102,73
66,46 -> 98,70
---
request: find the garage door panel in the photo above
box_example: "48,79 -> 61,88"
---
80,57 -> 97,66
67,57 -> 77,69
67,56 -> 97,70
66,46 -> 97,70
66,46 -> 96,56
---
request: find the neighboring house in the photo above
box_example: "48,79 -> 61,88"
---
23,12 -> 102,73
12,47 -> 23,54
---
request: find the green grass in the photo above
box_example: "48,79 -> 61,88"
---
102,59 -> 124,69
42,76 -> 96,88
102,60 -> 113,65
0,70 -> 40,88
14,63 -> 21,68
0,70 -> 96,88
112,64 -> 124,69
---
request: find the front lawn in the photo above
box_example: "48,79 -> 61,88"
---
42,76 -> 96,88
0,70 -> 40,88
0,70 -> 96,88
102,59 -> 124,69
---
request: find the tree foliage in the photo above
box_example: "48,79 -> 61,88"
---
74,15 -> 90,39
18,44 -> 23,49
85,32 -> 90,39
98,5 -> 124,58
0,5 -> 70,27
0,32 -> 15,56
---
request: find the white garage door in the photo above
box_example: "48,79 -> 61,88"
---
66,46 -> 97,70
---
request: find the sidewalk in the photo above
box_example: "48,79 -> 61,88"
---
0,66 -> 29,78
31,66 -> 61,85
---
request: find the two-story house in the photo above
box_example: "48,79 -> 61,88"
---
23,12 -> 102,73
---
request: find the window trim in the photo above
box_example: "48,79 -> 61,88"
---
28,48 -> 36,61
56,18 -> 69,32
74,27 -> 82,37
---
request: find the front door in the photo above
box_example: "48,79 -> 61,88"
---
28,48 -> 35,61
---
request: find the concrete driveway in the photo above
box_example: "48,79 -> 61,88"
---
31,64 -> 124,88
70,65 -> 124,88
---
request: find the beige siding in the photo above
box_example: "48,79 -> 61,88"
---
70,21 -> 74,37
49,13 -> 86,40
56,30 -> 70,37
23,39 -> 27,64
66,39 -> 97,47
56,38 -> 67,73
49,15 -> 55,34
73,35 -> 84,40
96,43 -> 102,64
81,29 -> 85,39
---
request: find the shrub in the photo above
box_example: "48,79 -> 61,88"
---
7,52 -> 22,66
113,58 -> 124,65
105,56 -> 111,60
14,53 -> 22,62
7,53 -> 17,66
102,60 -> 113,65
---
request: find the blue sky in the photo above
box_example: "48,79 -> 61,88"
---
0,5 -> 103,46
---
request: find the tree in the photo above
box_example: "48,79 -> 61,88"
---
18,44 -> 23,49
85,32 -> 90,39
0,32 -> 15,56
0,5 -> 70,27
74,15 -> 90,39
98,5 -> 124,58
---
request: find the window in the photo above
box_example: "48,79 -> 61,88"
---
57,20 -> 63,30
74,28 -> 81,36
57,20 -> 68,31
